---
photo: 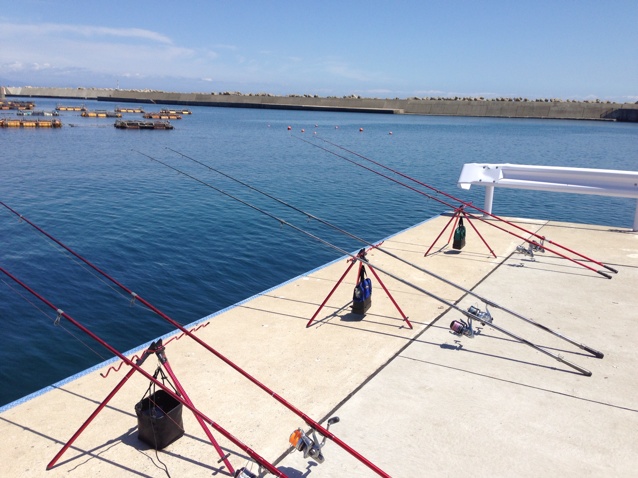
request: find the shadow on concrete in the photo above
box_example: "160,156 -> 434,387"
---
277,461 -> 318,477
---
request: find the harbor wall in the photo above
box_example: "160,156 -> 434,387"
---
5,86 -> 638,122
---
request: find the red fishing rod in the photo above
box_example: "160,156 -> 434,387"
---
310,134 -> 618,279
0,201 -> 393,478
295,135 -> 616,279
0,265 -> 285,477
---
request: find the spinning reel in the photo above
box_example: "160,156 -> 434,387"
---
450,305 -> 493,338
516,239 -> 545,260
289,417 -> 340,464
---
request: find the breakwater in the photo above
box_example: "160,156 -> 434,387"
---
5,86 -> 638,122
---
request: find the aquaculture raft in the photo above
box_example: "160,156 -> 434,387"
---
160,108 -> 192,115
0,100 -> 35,110
143,112 -> 182,119
17,110 -> 59,116
115,107 -> 145,113
81,110 -> 122,118
55,105 -> 86,111
114,120 -> 173,130
0,118 -> 62,128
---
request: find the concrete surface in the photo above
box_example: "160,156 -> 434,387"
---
0,215 -> 636,477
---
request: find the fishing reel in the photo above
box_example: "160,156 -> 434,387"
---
467,305 -> 492,325
288,417 -> 340,464
516,240 -> 544,260
515,244 -> 535,260
449,318 -> 475,338
449,305 -> 492,338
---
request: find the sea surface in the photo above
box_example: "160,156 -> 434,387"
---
1,98 -> 636,407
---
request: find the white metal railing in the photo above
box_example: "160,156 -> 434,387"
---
457,163 -> 638,231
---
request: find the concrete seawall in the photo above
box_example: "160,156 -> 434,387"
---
6,86 -> 638,122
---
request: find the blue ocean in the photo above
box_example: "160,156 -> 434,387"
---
1,98 -> 636,407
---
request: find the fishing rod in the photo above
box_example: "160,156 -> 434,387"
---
128,154 -> 592,376
293,134 -> 614,280
0,200 -> 392,478
165,148 -> 603,359
306,135 -> 618,278
0,265 -> 285,477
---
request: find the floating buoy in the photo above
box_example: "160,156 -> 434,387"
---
301,129 -> 305,133
287,126 -> 292,130
389,131 -> 393,135
359,128 -> 364,132
335,126 -> 339,129
314,124 -> 318,127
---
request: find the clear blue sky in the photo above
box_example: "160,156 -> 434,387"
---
1,0 -> 636,101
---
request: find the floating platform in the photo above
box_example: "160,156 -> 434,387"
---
114,119 -> 173,129
55,105 -> 86,111
115,107 -> 145,113
0,101 -> 35,110
0,118 -> 62,128
17,110 -> 59,116
0,216 -> 635,477
160,108 -> 192,115
143,112 -> 182,119
81,110 -> 122,118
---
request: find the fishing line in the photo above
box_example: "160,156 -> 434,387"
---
5,213 -> 134,304
132,152 -> 594,376
1,275 -> 109,361
166,148 -> 604,359
27,223 -> 134,304
314,134 -> 619,276
294,134 -> 617,279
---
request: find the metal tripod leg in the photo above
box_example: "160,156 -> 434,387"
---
365,264 -> 413,329
153,342 -> 235,475
424,208 -> 461,256
306,259 -> 357,327
461,211 -> 497,258
48,340 -> 235,475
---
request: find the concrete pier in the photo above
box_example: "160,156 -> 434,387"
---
5,86 -> 638,121
1,215 -> 636,477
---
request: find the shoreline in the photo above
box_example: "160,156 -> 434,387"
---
4,86 -> 638,122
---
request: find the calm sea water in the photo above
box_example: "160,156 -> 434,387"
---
1,98 -> 636,407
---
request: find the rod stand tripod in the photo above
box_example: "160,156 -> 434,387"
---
424,205 -> 497,258
306,245 -> 413,329
47,339 -> 236,475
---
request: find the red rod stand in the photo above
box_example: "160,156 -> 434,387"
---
152,341 -> 235,475
47,339 -> 235,475
307,245 -> 412,329
424,206 -> 497,258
